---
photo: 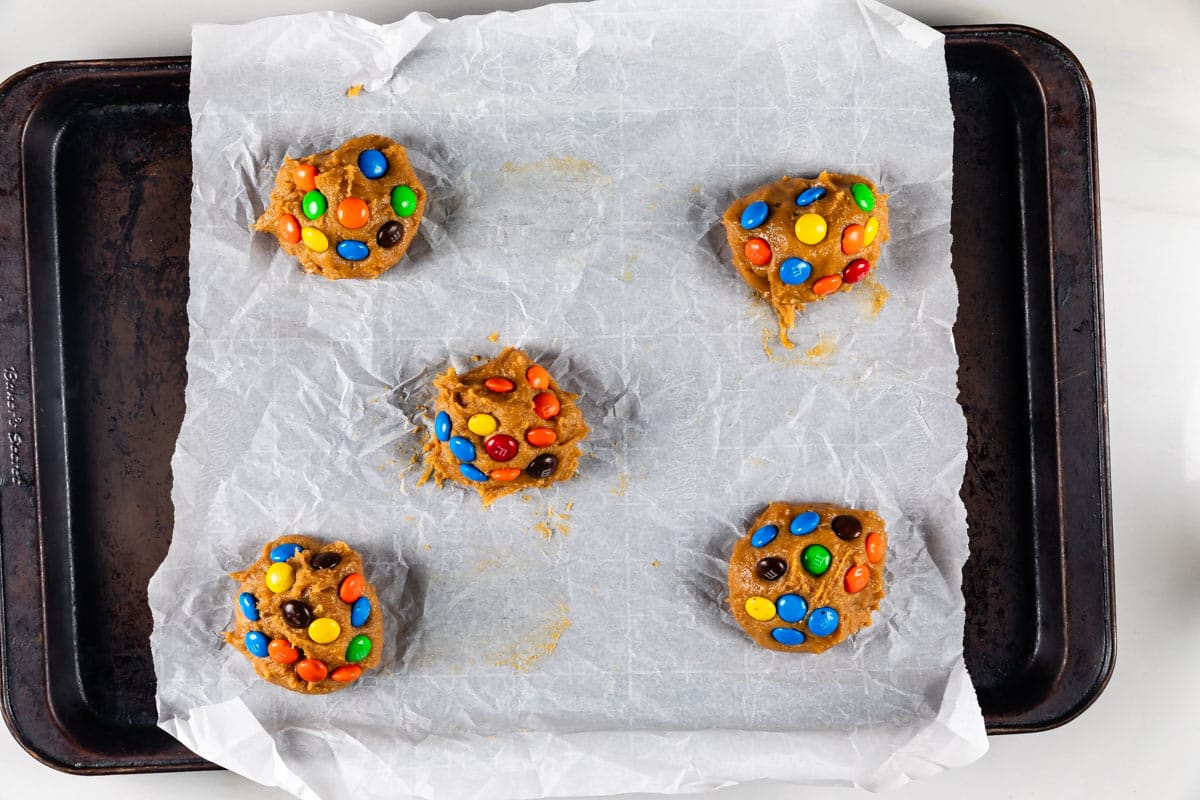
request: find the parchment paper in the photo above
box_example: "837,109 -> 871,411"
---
149,1 -> 987,797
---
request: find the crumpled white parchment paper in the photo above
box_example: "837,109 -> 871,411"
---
149,1 -> 988,797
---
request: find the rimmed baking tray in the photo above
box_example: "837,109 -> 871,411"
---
0,25 -> 1111,773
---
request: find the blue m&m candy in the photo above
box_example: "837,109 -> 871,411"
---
336,240 -> 369,261
807,606 -> 840,637
448,436 -> 476,462
358,148 -> 389,179
750,524 -> 778,548
795,186 -> 826,207
779,257 -> 812,286
351,596 -> 371,627
238,592 -> 259,621
434,411 -> 451,442
269,543 -> 303,563
460,463 -> 488,482
244,631 -> 269,658
740,200 -> 769,230
790,511 -> 820,535
771,628 -> 805,646
776,594 -> 808,623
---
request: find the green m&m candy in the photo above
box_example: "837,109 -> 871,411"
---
391,185 -> 418,218
302,190 -> 327,220
345,635 -> 372,663
801,544 -> 832,576
851,182 -> 874,212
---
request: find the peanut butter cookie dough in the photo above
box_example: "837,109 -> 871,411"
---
728,502 -> 887,654
254,134 -> 426,279
423,348 -> 590,505
228,536 -> 383,693
723,172 -> 889,346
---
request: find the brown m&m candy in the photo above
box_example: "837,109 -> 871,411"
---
228,536 -> 383,694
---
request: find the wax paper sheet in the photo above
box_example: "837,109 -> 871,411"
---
149,1 -> 987,797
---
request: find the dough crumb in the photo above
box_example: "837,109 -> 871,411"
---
534,504 -> 571,539
652,560 -> 660,568
487,331 -> 500,342
804,335 -> 836,363
858,274 -> 890,318
501,156 -> 611,185
610,472 -> 629,496
346,84 -> 363,97
490,604 -> 571,672
761,329 -> 837,366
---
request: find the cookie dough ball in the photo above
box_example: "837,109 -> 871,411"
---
227,536 -> 384,693
728,503 -> 886,653
254,134 -> 426,280
424,347 -> 590,505
723,173 -> 889,345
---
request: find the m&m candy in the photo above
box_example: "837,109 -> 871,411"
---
358,149 -> 389,179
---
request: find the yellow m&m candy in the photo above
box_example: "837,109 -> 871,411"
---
864,216 -> 879,246
467,413 -> 498,436
301,227 -> 329,253
308,617 -> 341,644
744,596 -> 777,621
794,213 -> 827,245
265,562 -> 295,594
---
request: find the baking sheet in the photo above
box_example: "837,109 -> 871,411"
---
148,0 -> 988,796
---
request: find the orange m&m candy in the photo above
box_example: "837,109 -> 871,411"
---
489,468 -> 522,482
533,392 -> 561,420
268,638 -> 299,664
812,275 -> 843,296
485,377 -> 515,393
865,532 -> 885,563
278,213 -> 301,244
339,573 -> 365,604
841,223 -> 865,255
844,564 -> 870,594
745,237 -> 772,266
336,197 -> 370,229
526,364 -> 550,389
525,427 -> 557,447
293,163 -> 318,192
295,658 -> 328,682
330,665 -> 362,683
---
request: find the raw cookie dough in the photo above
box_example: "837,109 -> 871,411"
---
227,535 -> 384,693
254,134 -> 426,280
722,172 -> 889,346
424,347 -> 590,505
728,502 -> 887,653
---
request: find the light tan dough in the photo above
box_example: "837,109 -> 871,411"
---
227,535 -> 384,693
254,134 -> 426,279
722,172 -> 889,346
728,502 -> 887,654
423,347 -> 590,505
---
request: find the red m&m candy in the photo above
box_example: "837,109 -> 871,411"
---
484,434 -> 519,462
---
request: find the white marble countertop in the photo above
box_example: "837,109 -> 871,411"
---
1,0 -> 1191,797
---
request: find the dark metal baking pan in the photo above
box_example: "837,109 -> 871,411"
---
0,25 -> 1111,774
